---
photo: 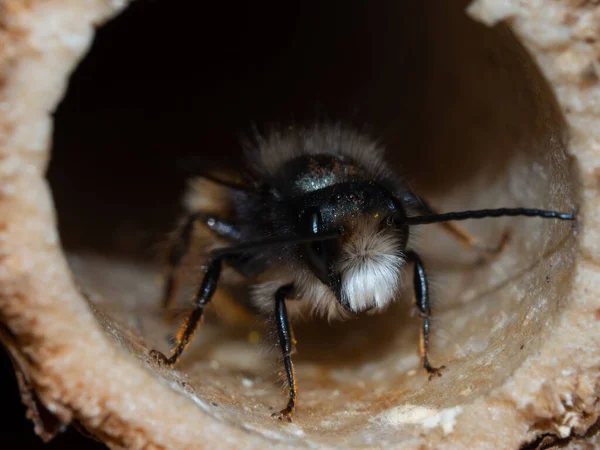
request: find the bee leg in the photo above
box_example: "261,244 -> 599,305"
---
163,212 -> 240,310
406,194 -> 509,258
271,284 -> 297,422
439,222 -> 510,260
406,251 -> 445,380
151,257 -> 222,366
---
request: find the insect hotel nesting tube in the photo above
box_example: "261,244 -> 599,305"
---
0,1 -> 598,449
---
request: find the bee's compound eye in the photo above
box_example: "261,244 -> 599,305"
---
310,210 -> 321,234
301,207 -> 339,286
308,209 -> 326,258
311,240 -> 323,257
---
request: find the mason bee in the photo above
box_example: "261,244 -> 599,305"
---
150,124 -> 575,422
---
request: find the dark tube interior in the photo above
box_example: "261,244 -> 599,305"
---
47,1 -> 578,445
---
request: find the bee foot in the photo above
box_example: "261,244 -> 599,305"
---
271,409 -> 293,422
475,230 -> 511,264
150,349 -> 173,367
426,364 -> 446,381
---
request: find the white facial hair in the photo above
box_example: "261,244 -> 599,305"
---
337,217 -> 404,313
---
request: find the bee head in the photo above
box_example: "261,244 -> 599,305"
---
298,182 -> 408,314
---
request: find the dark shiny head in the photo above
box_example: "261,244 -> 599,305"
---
296,180 -> 408,314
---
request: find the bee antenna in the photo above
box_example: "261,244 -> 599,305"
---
404,208 -> 576,226
210,231 -> 340,259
